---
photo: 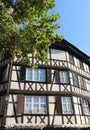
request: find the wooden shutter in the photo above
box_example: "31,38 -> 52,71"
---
55,70 -> 60,83
46,69 -> 51,83
0,69 -> 3,82
88,100 -> 90,112
56,96 -> 62,114
20,66 -> 26,80
16,94 -> 24,114
0,67 -> 5,82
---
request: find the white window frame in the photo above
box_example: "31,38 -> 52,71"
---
61,96 -> 73,114
26,68 -> 45,82
24,96 -> 47,114
82,100 -> 90,115
60,71 -> 69,84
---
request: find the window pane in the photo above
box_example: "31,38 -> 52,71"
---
40,70 -> 45,82
26,96 -> 31,102
41,97 -> 46,103
34,104 -> 39,108
34,97 -> 39,103
26,68 -> 32,80
41,104 -> 46,108
34,69 -> 39,81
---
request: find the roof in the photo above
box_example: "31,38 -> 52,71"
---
50,39 -> 90,65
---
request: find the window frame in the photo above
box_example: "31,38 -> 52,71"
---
79,77 -> 87,90
79,60 -> 84,70
24,96 -> 47,114
26,68 -> 46,82
59,70 -> 69,84
69,54 -> 75,65
82,99 -> 90,115
61,96 -> 73,115
73,73 -> 79,87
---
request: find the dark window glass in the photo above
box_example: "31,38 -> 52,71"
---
69,55 -> 75,65
79,77 -> 87,90
73,73 -> 79,87
79,61 -> 84,70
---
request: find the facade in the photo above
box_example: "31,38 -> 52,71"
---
0,39 -> 90,130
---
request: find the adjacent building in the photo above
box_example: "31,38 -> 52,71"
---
0,39 -> 90,130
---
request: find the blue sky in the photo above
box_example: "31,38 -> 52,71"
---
55,0 -> 90,56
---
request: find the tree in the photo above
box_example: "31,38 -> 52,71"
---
0,0 -> 63,65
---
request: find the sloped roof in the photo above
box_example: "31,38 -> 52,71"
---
50,39 -> 90,65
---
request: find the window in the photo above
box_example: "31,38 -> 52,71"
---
26,68 -> 45,82
80,77 -> 87,90
60,71 -> 69,84
24,96 -> 47,114
61,96 -> 73,114
69,54 -> 75,65
79,61 -> 84,70
82,100 -> 90,115
73,73 -> 79,87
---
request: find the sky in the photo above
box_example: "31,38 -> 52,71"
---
55,0 -> 90,56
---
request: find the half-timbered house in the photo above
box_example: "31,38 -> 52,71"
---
0,39 -> 90,130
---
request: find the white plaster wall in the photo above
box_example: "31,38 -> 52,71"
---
48,96 -> 55,103
49,104 -> 55,114
50,116 -> 62,125
6,118 -> 16,127
10,82 -> 19,89
76,116 -> 81,124
74,104 -> 79,114
53,116 -> 62,125
7,104 -> 14,116
11,71 -> 17,80
73,97 -> 78,104
7,95 -> 17,116
81,116 -> 85,124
